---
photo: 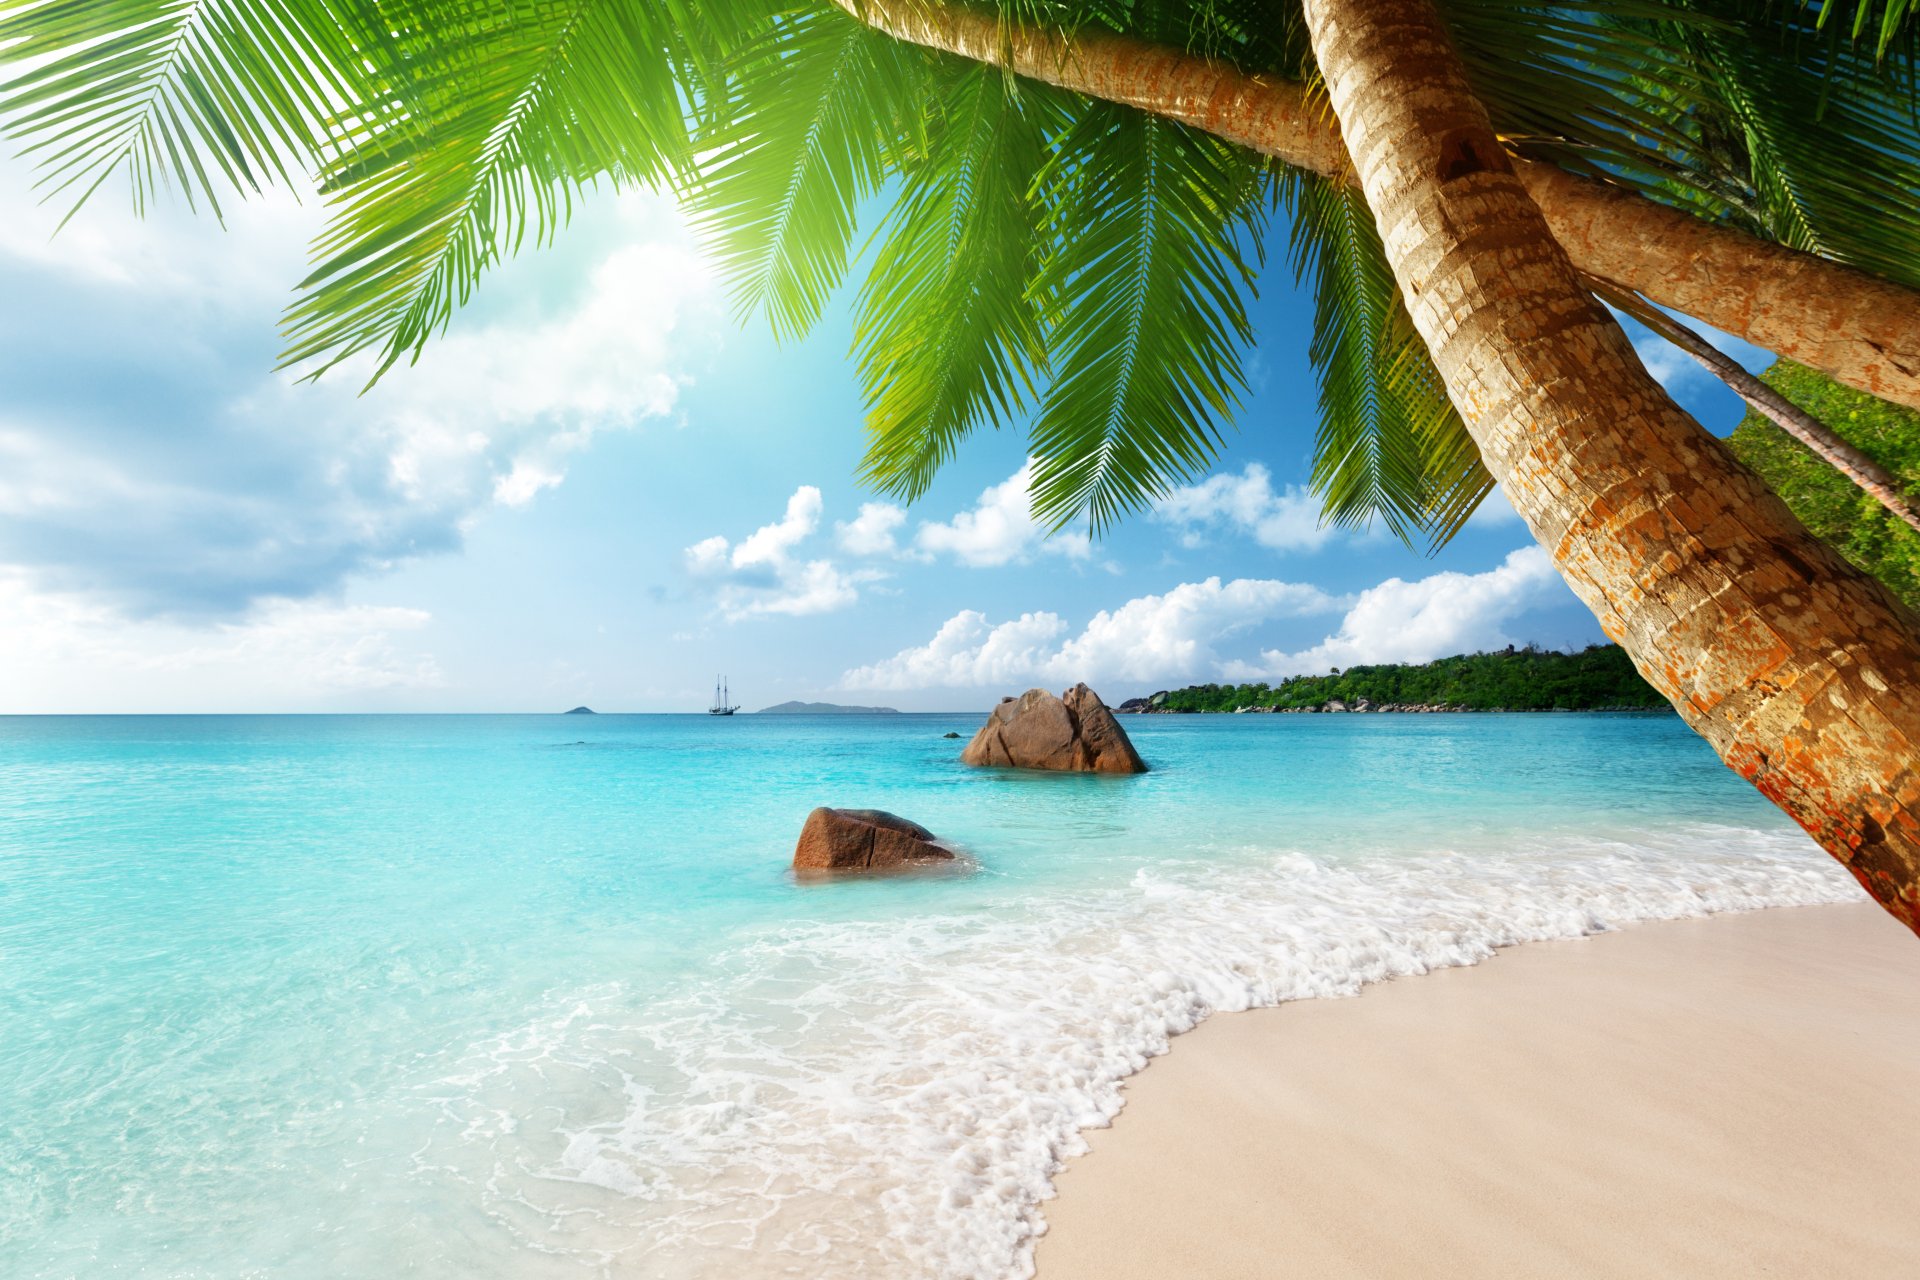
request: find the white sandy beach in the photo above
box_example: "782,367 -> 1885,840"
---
1037,900 -> 1920,1279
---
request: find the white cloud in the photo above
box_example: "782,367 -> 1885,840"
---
684,535 -> 731,575
732,487 -> 823,570
1629,335 -> 1704,393
0,570 -> 443,711
1465,478 -> 1524,530
841,576 -> 1345,691
492,460 -> 565,508
913,462 -> 1093,566
685,485 -> 880,619
0,156 -> 715,616
1152,462 -> 1337,552
1224,546 -> 1565,678
836,501 -> 908,556
843,547 -> 1574,693
757,559 -> 869,616
840,609 -> 1071,690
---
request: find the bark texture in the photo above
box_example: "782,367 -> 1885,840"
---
831,0 -> 1920,414
1591,276 -> 1920,534
1302,0 -> 1920,934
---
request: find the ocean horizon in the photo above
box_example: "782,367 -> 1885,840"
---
0,712 -> 1862,1278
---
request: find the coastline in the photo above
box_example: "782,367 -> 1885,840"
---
1035,900 -> 1920,1279
3,712 -> 1880,1279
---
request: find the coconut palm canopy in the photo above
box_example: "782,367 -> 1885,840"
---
2,0 -> 1916,545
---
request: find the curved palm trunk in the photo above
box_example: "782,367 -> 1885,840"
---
1302,0 -> 1920,935
1589,276 -> 1920,534
832,0 -> 1920,414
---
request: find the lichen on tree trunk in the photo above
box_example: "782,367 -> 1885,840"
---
1301,0 -> 1920,934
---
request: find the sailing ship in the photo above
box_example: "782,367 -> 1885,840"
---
708,676 -> 738,716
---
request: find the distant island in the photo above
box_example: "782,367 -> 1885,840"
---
757,701 -> 900,715
562,706 -> 596,715
1121,645 -> 1670,714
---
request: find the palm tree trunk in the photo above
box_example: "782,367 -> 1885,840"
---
831,0 -> 1920,415
1588,276 -> 1920,535
1301,0 -> 1920,935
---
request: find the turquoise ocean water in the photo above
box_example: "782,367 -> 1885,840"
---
0,712 -> 1859,1279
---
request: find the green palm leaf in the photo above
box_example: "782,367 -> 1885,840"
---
1790,0 -> 1918,59
0,0 -> 392,219
853,63 -> 1063,502
5,0 -> 1919,544
280,0 -> 694,381
1284,169 -> 1492,548
689,4 -> 927,340
1026,102 -> 1265,533
1674,5 -> 1920,288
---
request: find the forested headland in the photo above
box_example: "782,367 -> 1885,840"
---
1126,644 -> 1669,714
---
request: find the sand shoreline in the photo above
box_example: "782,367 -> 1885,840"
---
1035,900 -> 1920,1279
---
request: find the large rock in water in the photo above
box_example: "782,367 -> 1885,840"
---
959,684 -> 1148,774
792,807 -> 955,873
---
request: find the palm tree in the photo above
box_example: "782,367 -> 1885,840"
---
3,0 -> 1918,933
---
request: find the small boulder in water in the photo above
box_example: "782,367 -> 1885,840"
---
959,683 -> 1147,774
942,731 -> 962,739
792,807 -> 955,873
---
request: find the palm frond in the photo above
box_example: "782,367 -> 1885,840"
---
0,0 -> 391,220
854,62 -> 1062,502
1025,100 -> 1264,533
1446,0 -> 1726,190
1677,5 -> 1920,289
1781,0 -> 1918,60
1283,169 -> 1492,548
689,4 -> 927,340
1440,0 -> 1920,290
279,0 -> 693,381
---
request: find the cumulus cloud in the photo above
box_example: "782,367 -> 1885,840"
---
841,576 -> 1345,691
835,501 -> 908,557
843,547 -> 1574,692
911,462 -> 1093,566
685,485 -> 881,618
685,466 -> 1118,622
1152,462 -> 1337,552
1224,546 -> 1566,678
0,157 -> 713,617
841,610 -> 1072,690
732,487 -> 824,571
0,570 -> 443,711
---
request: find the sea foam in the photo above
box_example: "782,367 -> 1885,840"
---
427,823 -> 1858,1280
0,713 -> 1869,1280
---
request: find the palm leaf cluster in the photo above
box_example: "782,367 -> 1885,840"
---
689,2 -> 1270,528
0,0 -> 395,218
2,0 -> 1917,540
1283,171 -> 1488,547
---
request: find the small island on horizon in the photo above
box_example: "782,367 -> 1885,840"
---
562,706 -> 596,715
757,700 -> 901,715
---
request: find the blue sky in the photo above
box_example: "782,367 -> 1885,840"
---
0,155 -> 1770,712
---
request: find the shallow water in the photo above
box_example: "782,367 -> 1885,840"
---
0,712 -> 1859,1278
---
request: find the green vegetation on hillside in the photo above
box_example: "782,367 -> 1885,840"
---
1150,645 -> 1668,713
1725,361 -> 1920,611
